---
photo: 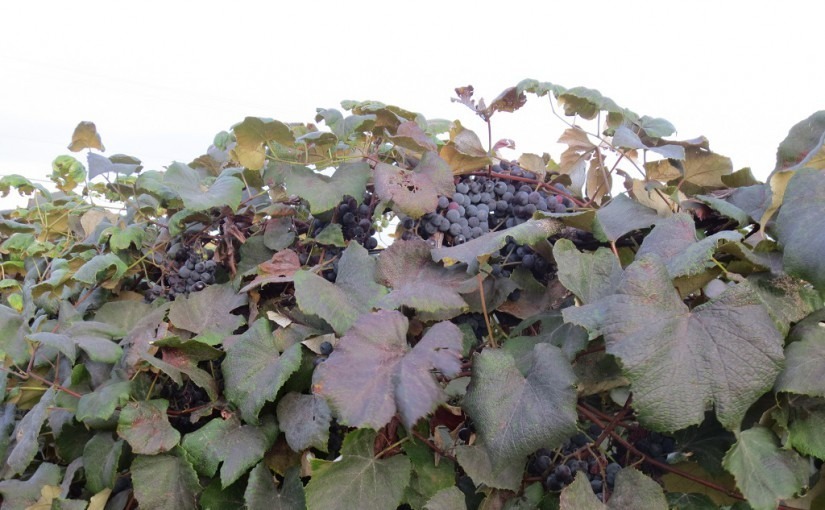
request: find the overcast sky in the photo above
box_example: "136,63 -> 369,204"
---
1,1 -> 823,207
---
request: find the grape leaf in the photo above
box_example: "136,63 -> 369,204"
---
312,310 -> 462,430
454,443 -> 523,491
665,492 -> 718,510
722,426 -> 808,510
564,256 -> 784,431
245,463 -> 305,510
423,487 -> 466,510
376,238 -> 469,319
608,468 -> 668,509
774,111 -> 825,171
67,320 -> 125,364
592,194 -> 660,242
375,151 -> 454,218
163,163 -> 243,212
117,400 -> 180,455
774,168 -> 825,291
432,218 -> 563,272
294,241 -> 387,335
637,213 -> 742,278
557,86 -> 625,121
306,428 -> 411,510
131,453 -> 201,510
82,433 -> 124,493
222,318 -> 303,424
463,344 -> 578,467
439,121 -> 491,174
315,108 -> 375,140
283,161 -> 371,214
72,253 -> 128,285
559,472 -> 605,510
774,309 -> 825,397
553,239 -> 623,304
276,392 -> 332,452
87,152 -> 141,179
231,116 -> 295,170
51,154 -> 86,192
645,147 -> 732,188
388,120 -> 438,153
3,388 -> 56,477
780,396 -> 825,459
0,463 -> 62,510
168,284 -> 248,345
402,438 -> 456,509
181,415 -> 277,488
76,380 -> 131,422
67,121 -> 104,152
140,347 -> 218,401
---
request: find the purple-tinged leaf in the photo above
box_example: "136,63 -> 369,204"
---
375,151 -> 454,219
313,310 -> 462,430
168,283 -> 247,345
564,256 -> 784,431
117,400 -> 180,455
276,392 -> 331,452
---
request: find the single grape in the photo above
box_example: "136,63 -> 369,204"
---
456,182 -> 469,194
437,196 -> 449,209
319,341 -> 333,356
446,209 -> 461,222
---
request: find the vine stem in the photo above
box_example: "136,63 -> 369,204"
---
375,436 -> 409,459
410,429 -> 457,462
477,274 -> 497,348
576,403 -> 805,510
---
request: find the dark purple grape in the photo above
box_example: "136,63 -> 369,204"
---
319,341 -> 333,356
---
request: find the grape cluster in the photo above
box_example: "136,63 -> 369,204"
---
326,419 -> 345,459
145,243 -> 218,302
527,427 -> 622,501
313,191 -> 378,250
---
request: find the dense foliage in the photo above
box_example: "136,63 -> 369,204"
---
0,80 -> 824,510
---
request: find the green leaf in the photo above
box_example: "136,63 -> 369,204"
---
313,223 -> 347,247
83,433 -> 124,493
506,311 -> 589,362
72,252 -> 128,285
264,216 -> 297,251
76,380 -> 131,422
553,239 -> 623,304
375,152 -> 454,218
51,155 -> 86,192
245,463 -> 306,510
131,453 -> 201,510
103,223 -> 144,251
163,163 -> 243,212
276,392 -> 332,452
168,283 -> 247,345
695,194 -> 750,226
117,400 -> 180,454
608,468 -> 668,509
559,472 -> 605,509
4,388 -> 56,477
222,318 -> 303,423
27,332 -> 76,361
774,168 -> 825,291
313,310 -> 462,429
0,305 -> 27,365
564,256 -> 784,431
454,443 -> 524,492
774,309 -> 825,397
200,475 -> 246,510
665,492 -> 718,510
306,428 -> 411,510
181,415 -> 277,488
782,396 -> 825,459
637,213 -> 742,278
376,238 -> 469,319
592,194 -> 660,242
463,344 -> 578,467
0,463 -> 62,510
231,116 -> 295,170
402,438 -> 456,509
284,161 -> 371,214
432,218 -> 563,272
315,108 -> 376,140
722,426 -> 808,510
68,320 -> 124,363
423,487 -> 467,510
672,414 -> 736,477
294,242 -> 387,335
774,111 -> 825,171
67,121 -> 104,152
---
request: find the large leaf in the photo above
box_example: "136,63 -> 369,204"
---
774,168 -> 825,291
553,239 -> 622,304
131,453 -> 201,510
376,238 -> 469,319
454,443 -> 523,492
462,344 -> 578,467
608,468 -> 668,509
294,241 -> 387,335
637,213 -> 742,278
313,310 -> 462,430
181,415 -> 277,488
645,147 -> 732,188
231,116 -> 295,170
423,487 -> 466,510
222,318 -> 303,423
592,194 -> 660,242
168,283 -> 248,345
774,309 -> 825,397
564,256 -> 784,431
117,400 -> 180,455
76,380 -> 131,423
245,463 -> 305,510
72,252 -> 128,286
283,161 -> 371,214
374,151 -> 454,218
722,426 -> 808,510
163,163 -> 243,212
83,433 -> 124,494
305,428 -> 411,510
439,121 -> 491,174
276,392 -> 332,452
402,438 -> 456,509
3,388 -> 56,477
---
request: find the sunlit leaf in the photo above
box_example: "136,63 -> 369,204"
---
306,428 -> 411,510
439,121 -> 490,174
231,116 -> 295,170
313,310 -> 462,429
564,256 -> 784,431
645,147 -> 732,188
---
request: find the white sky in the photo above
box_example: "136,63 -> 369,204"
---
1,1 -> 823,208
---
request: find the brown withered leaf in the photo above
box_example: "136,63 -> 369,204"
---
240,249 -> 301,293
488,86 -> 527,115
68,121 -> 105,152
387,121 -> 437,153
